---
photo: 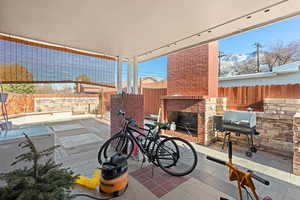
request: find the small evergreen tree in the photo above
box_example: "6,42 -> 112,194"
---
0,134 -> 78,200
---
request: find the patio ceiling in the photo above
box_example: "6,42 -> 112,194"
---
0,0 -> 300,61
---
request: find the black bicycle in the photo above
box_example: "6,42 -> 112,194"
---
98,110 -> 198,176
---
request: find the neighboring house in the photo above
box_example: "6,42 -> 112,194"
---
77,83 -> 116,94
79,77 -> 167,93
141,79 -> 167,89
219,61 -> 300,87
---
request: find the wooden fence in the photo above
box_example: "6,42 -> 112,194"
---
143,88 -> 167,116
219,84 -> 300,111
142,84 -> 300,115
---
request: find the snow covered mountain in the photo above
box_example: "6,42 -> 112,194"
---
220,52 -> 268,76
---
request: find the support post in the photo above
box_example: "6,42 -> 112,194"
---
117,56 -> 123,93
127,59 -> 133,93
133,56 -> 138,94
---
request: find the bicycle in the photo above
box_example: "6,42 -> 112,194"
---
207,141 -> 271,200
98,110 -> 198,176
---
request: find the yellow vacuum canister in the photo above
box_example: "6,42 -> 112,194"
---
99,153 -> 128,197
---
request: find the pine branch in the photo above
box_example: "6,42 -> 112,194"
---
0,133 -> 78,200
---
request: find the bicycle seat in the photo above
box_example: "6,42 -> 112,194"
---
154,122 -> 170,130
145,123 -> 156,130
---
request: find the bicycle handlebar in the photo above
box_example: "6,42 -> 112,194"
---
206,156 -> 227,166
247,170 -> 270,186
207,156 -> 270,186
117,110 -> 132,121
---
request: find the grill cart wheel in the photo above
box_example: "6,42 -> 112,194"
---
246,151 -> 252,157
250,146 -> 257,153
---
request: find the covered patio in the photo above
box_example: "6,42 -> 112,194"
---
1,0 -> 300,199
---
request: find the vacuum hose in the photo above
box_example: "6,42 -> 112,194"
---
73,193 -> 114,200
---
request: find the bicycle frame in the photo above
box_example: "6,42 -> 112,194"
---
207,141 -> 270,200
126,124 -> 162,159
116,116 -> 173,163
226,158 -> 259,200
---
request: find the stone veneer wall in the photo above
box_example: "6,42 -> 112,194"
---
255,98 -> 300,156
294,113 -> 300,175
205,97 -> 227,145
34,94 -> 101,114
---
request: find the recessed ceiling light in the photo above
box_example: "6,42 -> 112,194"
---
264,9 -> 270,13
246,15 -> 252,19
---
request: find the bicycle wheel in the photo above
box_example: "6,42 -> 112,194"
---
156,137 -> 197,176
104,134 -> 134,160
98,134 -> 134,164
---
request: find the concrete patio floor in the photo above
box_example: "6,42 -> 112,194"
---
24,117 -> 300,200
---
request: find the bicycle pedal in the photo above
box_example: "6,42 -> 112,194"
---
140,156 -> 146,168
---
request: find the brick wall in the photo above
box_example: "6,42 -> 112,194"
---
161,96 -> 226,145
167,42 -> 218,97
110,94 -> 144,136
293,113 -> 300,175
161,97 -> 206,144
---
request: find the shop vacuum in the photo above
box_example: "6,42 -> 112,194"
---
75,153 -> 128,200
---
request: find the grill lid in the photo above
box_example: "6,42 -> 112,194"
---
223,110 -> 256,128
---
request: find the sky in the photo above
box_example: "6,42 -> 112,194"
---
137,15 -> 300,79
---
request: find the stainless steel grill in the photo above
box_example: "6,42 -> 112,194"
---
223,110 -> 256,133
217,110 -> 259,157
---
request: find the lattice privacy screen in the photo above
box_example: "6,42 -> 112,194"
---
0,35 -> 116,87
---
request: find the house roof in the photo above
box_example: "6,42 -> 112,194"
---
1,0 -> 300,61
141,80 -> 167,89
219,61 -> 300,81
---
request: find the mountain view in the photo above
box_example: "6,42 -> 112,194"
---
220,40 -> 300,77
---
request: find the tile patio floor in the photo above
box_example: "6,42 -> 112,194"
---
29,118 -> 300,200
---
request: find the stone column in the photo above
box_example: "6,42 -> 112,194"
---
116,56 -> 123,93
133,56 -> 139,94
293,113 -> 300,175
127,59 -> 133,93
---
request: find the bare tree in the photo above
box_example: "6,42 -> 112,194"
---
235,58 -> 258,75
264,40 -> 300,71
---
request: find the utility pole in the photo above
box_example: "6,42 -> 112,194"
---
218,51 -> 226,77
254,43 -> 262,72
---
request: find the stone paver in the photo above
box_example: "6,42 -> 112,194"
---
59,133 -> 103,148
27,118 -> 300,200
52,123 -> 84,132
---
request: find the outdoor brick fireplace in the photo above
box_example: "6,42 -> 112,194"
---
161,42 -> 226,145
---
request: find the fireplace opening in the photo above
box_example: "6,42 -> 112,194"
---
167,111 -> 198,137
